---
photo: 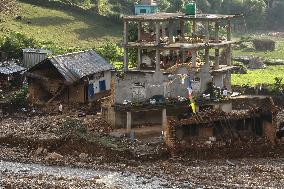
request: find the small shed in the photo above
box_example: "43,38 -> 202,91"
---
135,0 -> 158,15
23,48 -> 50,69
26,50 -> 115,104
0,61 -> 26,88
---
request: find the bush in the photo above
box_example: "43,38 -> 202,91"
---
0,32 -> 39,59
96,41 -> 122,65
10,84 -> 28,107
252,39 -> 276,51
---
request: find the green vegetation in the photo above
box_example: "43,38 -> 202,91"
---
234,40 -> 284,60
232,66 -> 284,86
0,2 -> 122,50
9,84 -> 29,107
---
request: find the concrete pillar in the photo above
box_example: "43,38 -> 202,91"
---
155,22 -> 160,45
192,50 -> 197,78
123,21 -> 129,71
124,49 -> 129,71
138,21 -> 142,41
226,20 -> 232,66
137,48 -> 142,70
162,108 -> 167,135
169,20 -> 174,43
162,22 -> 166,38
126,112 -> 132,134
205,21 -> 210,43
215,21 -> 220,70
192,51 -> 197,67
200,48 -> 211,92
182,50 -> 186,63
226,71 -> 232,91
156,49 -> 161,71
192,20 -> 197,36
180,19 -> 185,42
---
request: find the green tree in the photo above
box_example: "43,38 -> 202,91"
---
96,41 -> 122,64
0,32 -> 39,59
157,0 -> 171,12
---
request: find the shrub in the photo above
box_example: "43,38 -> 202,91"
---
0,32 -> 39,59
10,84 -> 28,107
252,39 -> 276,51
96,41 -> 122,65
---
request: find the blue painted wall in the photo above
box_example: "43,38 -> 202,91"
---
135,5 -> 158,15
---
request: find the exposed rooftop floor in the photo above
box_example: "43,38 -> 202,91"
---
124,13 -> 242,21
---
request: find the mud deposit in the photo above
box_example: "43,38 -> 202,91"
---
0,113 -> 284,188
0,161 -> 170,188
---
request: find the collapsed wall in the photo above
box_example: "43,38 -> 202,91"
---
165,97 -> 281,156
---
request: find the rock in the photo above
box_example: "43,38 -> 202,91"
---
45,152 -> 63,162
35,147 -> 44,156
79,153 -> 88,160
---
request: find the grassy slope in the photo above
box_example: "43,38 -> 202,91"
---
0,2 -> 122,48
232,66 -> 284,86
232,40 -> 284,86
233,41 -> 284,60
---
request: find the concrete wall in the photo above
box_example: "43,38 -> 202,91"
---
90,71 -> 111,94
114,71 -> 201,104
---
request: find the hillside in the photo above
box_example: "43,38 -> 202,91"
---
0,2 -> 123,49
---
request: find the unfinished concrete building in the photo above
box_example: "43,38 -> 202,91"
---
103,13 -> 240,136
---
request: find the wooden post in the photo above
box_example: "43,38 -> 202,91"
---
137,48 -> 142,70
169,20 -> 174,43
155,22 -> 160,45
123,21 -> 129,71
156,49 -> 161,72
215,21 -> 220,69
126,112 -> 132,134
138,21 -> 142,41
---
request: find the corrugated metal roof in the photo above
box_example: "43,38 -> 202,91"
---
49,50 -> 114,83
23,48 -> 51,54
0,61 -> 26,75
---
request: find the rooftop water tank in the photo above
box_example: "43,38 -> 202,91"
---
185,1 -> 196,15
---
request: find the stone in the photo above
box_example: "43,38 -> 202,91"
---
79,153 -> 88,160
35,147 -> 44,156
45,152 -> 63,162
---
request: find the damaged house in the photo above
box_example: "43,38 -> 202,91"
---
103,12 -> 239,136
26,50 -> 114,104
0,60 -> 26,88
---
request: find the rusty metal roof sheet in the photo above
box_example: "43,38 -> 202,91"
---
49,50 -> 114,83
0,61 -> 26,75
